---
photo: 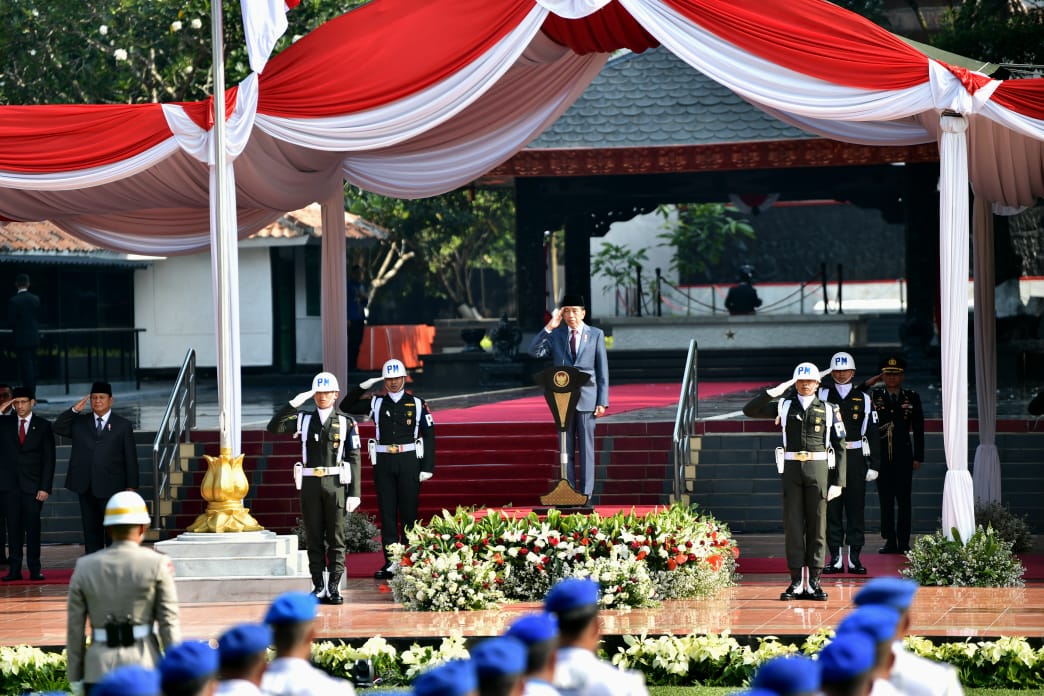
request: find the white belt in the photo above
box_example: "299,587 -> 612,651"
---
783,451 -> 828,461
93,624 -> 152,642
302,466 -> 344,477
374,443 -> 417,454
843,441 -> 864,450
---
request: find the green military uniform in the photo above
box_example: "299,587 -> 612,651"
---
267,404 -> 361,594
819,382 -> 879,571
744,389 -> 846,594
66,540 -> 181,687
340,386 -> 435,562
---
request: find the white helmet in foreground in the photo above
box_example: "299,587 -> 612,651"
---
792,362 -> 820,382
104,491 -> 151,526
312,371 -> 339,392
383,359 -> 407,379
830,352 -> 856,372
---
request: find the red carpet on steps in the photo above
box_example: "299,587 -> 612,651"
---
0,568 -> 73,586
435,382 -> 762,423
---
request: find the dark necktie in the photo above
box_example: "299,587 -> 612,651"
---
570,330 -> 578,361
96,416 -> 105,436
19,419 -> 27,445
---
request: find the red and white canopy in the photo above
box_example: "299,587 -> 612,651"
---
2,0 -> 1043,254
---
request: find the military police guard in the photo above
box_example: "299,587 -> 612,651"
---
340,358 -> 435,579
819,352 -> 879,574
743,362 -> 847,601
867,356 -> 924,554
267,372 -> 361,604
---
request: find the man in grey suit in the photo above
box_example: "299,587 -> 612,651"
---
528,294 -> 609,497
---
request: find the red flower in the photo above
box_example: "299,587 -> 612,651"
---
707,555 -> 722,571
635,551 -> 647,561
732,546 -> 740,559
675,553 -> 688,566
580,538 -> 590,546
401,556 -> 414,567
667,559 -> 677,571
519,547 -> 528,555
549,537 -> 560,546
454,542 -> 463,549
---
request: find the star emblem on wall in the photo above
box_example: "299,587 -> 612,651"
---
725,329 -> 736,340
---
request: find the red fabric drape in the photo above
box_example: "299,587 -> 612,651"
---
663,0 -> 930,91
258,0 -> 535,117
990,78 -> 1044,117
0,103 -> 171,173
541,1 -> 659,54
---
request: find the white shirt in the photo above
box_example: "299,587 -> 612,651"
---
261,656 -> 356,696
889,642 -> 964,696
553,647 -> 648,696
524,678 -> 562,696
836,382 -> 852,398
93,411 -> 111,430
316,405 -> 333,425
217,680 -> 263,696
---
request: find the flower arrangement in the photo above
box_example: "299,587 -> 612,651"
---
386,503 -> 738,611
902,525 -> 1025,587
0,645 -> 67,695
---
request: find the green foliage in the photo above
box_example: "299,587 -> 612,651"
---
346,187 -> 515,309
932,0 -> 1044,66
591,243 -> 648,295
974,500 -> 1035,554
656,204 -> 755,283
902,525 -> 1025,587
293,510 -> 381,554
0,645 -> 68,695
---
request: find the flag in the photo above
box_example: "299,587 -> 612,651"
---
241,0 -> 301,74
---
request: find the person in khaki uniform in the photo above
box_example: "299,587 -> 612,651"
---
66,491 -> 180,695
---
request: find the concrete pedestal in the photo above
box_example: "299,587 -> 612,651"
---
156,531 -> 312,603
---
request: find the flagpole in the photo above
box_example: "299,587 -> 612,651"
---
187,0 -> 262,533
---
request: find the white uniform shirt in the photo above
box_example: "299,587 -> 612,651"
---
261,656 -> 357,696
870,676 -> 904,696
523,678 -> 562,696
217,680 -> 264,696
552,647 -> 648,696
889,643 -> 964,696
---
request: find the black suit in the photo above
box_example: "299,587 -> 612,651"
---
0,413 -> 56,576
7,289 -> 41,395
54,409 -> 138,554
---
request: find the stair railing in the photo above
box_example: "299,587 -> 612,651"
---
672,339 -> 699,500
151,349 -> 197,531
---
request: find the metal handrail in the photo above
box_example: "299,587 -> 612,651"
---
672,339 -> 699,500
151,349 -> 197,532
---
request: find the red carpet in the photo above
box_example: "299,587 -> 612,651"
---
737,554 -> 1044,581
1,568 -> 73,586
436,382 -> 762,423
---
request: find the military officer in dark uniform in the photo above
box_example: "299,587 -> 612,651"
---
339,358 -> 435,579
744,362 -> 846,601
867,355 -> 924,554
267,371 -> 361,604
819,352 -> 879,575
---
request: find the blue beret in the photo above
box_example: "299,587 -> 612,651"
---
414,660 -> 478,696
505,612 -> 558,645
752,655 -> 820,695
219,623 -> 272,660
471,636 -> 527,678
544,578 -> 599,614
159,640 -> 218,685
837,605 -> 901,644
94,666 -> 161,696
853,578 -> 918,611
819,632 -> 875,682
265,591 -> 319,623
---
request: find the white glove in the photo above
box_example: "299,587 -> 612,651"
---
767,378 -> 796,398
360,377 -> 382,390
346,496 -> 361,513
827,485 -> 843,501
70,682 -> 85,696
865,469 -> 879,482
289,390 -> 314,408
419,472 -> 433,483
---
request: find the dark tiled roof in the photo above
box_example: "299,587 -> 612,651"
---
529,47 -> 812,149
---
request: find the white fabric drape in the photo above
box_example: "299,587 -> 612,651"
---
320,187 -> 349,387
971,196 -> 1001,504
938,112 -> 976,543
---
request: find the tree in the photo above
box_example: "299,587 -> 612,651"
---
0,0 -> 367,105
656,203 -> 755,284
591,243 -> 648,316
346,187 -> 516,314
932,0 -> 1044,66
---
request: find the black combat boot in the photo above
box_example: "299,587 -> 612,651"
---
848,546 -> 867,574
822,547 -> 843,574
325,573 -> 344,604
806,570 -> 828,601
780,572 -> 805,601
311,575 -> 327,599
